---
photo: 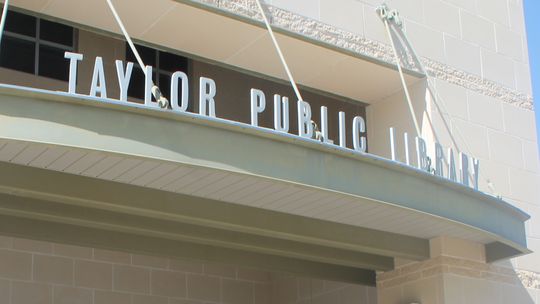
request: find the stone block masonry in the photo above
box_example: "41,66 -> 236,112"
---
0,235 -> 375,304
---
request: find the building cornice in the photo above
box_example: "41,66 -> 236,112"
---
517,269 -> 540,290
377,255 -> 525,289
187,0 -> 534,110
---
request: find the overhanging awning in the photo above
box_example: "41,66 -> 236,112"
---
0,84 -> 529,285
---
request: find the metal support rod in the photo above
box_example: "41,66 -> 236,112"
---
105,0 -> 168,108
106,0 -> 145,74
377,4 -> 494,193
254,0 -> 304,103
382,16 -> 421,137
0,0 -> 10,49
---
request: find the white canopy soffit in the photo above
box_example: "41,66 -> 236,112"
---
9,0 -> 421,104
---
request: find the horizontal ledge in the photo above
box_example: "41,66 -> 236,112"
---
0,161 -> 429,262
0,83 -> 527,223
0,213 -> 376,285
486,242 -> 532,263
0,85 -> 529,260
0,192 -> 394,270
172,0 -> 425,79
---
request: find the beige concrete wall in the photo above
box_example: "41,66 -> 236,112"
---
0,235 -> 375,304
0,235 -> 271,304
378,255 -> 537,304
368,74 -> 540,266
267,0 -> 531,96
377,236 -> 538,304
366,80 -> 427,165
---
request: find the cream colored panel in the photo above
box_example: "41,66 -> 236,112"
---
42,0 -> 117,33
29,146 -> 67,168
81,155 -> 122,177
0,141 -> 27,161
305,57 -> 418,103
193,173 -> 245,198
6,0 -> 50,11
141,4 -> 266,62
64,152 -> 106,175
99,158 -> 143,180
11,145 -> 48,166
114,160 -> 160,183
131,163 -> 178,187
146,165 -> 194,189
47,150 -> 86,171
10,0 -> 173,43
226,33 -> 346,84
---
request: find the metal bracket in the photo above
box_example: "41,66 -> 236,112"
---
376,4 -> 403,28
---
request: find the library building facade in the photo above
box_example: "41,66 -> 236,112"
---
0,0 -> 537,303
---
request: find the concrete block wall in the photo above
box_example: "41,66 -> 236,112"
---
0,235 -> 273,304
0,235 -> 375,304
265,0 -> 532,96
377,254 -> 538,304
375,237 -> 540,304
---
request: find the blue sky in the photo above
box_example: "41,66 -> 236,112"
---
524,0 -> 540,150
